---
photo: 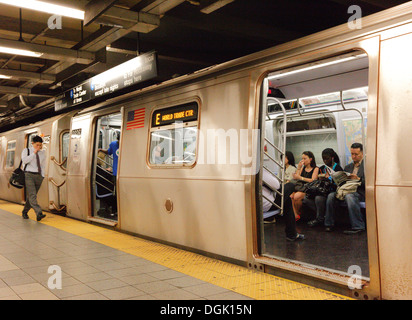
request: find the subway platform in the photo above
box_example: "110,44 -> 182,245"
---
0,200 -> 351,301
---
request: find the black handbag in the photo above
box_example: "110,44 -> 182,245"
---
9,149 -> 29,189
294,180 -> 308,192
305,179 -> 333,199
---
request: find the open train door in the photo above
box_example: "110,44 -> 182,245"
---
89,111 -> 122,225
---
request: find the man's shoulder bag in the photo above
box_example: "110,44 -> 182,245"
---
9,148 -> 29,189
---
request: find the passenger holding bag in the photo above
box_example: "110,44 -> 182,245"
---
304,148 -> 343,227
324,143 -> 366,234
290,151 -> 319,221
21,136 -> 46,222
306,160 -> 341,199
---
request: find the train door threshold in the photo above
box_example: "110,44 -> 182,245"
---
87,216 -> 118,227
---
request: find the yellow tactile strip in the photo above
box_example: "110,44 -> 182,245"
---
0,200 -> 351,300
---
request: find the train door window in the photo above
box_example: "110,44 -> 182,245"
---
5,140 -> 16,168
26,132 -> 38,147
258,50 -> 370,281
61,131 -> 70,169
149,102 -> 199,166
91,112 -> 122,221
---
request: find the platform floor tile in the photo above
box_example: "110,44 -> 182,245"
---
0,200 -> 351,300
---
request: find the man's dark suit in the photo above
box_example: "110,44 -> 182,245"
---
344,160 -> 365,201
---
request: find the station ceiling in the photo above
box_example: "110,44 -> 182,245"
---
0,0 -> 409,131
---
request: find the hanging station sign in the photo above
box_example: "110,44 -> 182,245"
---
54,51 -> 158,111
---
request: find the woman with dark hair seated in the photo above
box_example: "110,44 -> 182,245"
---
303,148 -> 343,227
290,151 -> 319,221
282,151 -> 297,183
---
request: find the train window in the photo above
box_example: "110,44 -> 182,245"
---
6,140 -> 16,168
61,131 -> 70,169
149,102 -> 199,166
98,129 -> 103,149
26,132 -> 38,147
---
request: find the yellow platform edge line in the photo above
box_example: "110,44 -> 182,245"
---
0,200 -> 352,300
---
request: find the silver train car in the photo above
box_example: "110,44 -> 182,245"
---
1,3 -> 412,300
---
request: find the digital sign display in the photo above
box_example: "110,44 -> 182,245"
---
152,102 -> 199,127
55,51 -> 158,111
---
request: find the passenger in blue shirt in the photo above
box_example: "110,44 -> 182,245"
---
99,132 -> 120,177
107,139 -> 119,177
98,132 -> 120,216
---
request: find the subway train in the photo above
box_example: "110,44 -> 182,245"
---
1,3 -> 412,300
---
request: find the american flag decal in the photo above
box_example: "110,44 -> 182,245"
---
126,108 -> 145,130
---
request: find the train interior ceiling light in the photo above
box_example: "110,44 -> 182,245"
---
0,0 -> 85,20
267,52 -> 368,80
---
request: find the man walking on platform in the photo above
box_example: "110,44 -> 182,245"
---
21,135 -> 46,221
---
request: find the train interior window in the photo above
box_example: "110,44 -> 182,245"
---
91,113 -> 121,221
259,51 -> 370,280
5,140 -> 16,168
149,102 -> 199,166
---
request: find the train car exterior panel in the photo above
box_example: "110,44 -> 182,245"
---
375,186 -> 412,299
47,113 -> 74,212
66,113 -> 93,221
0,133 -> 23,204
119,76 -> 252,181
117,75 -> 252,260
119,177 -> 247,261
376,29 -> 412,300
0,119 -> 57,212
377,31 -> 412,186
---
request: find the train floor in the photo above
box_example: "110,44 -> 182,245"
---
263,213 -> 369,278
0,200 -> 351,301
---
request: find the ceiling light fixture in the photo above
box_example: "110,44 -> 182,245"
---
201,0 -> 235,14
0,0 -> 85,20
0,46 -> 43,57
268,53 -> 368,80
0,75 -> 11,79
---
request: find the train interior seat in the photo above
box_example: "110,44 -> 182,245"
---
264,209 -> 281,220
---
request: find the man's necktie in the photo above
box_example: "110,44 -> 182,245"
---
36,152 -> 41,175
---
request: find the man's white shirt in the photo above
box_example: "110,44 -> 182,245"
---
21,147 -> 46,177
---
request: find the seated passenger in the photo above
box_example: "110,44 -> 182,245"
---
282,151 -> 297,183
290,151 -> 319,221
324,143 -> 366,234
262,169 -> 304,241
262,168 -> 280,214
303,148 -> 343,227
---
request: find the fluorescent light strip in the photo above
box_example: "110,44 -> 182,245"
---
201,0 -> 235,14
0,74 -> 11,79
0,0 -> 85,20
91,56 -> 142,86
0,46 -> 43,57
268,54 -> 368,80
